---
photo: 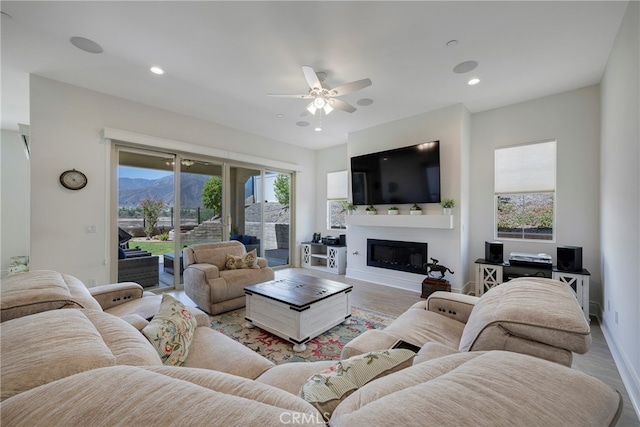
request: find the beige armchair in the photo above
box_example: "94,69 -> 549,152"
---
182,241 -> 275,315
342,277 -> 592,367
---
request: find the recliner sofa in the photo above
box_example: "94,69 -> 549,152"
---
342,277 -> 592,367
0,271 -> 623,426
182,241 -> 274,314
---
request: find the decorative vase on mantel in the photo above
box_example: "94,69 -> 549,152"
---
388,207 -> 399,215
443,208 -> 452,215
410,204 -> 422,215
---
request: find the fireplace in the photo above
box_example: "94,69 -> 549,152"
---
367,239 -> 428,274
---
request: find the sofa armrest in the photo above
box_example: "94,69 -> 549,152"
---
185,263 -> 220,280
89,282 -> 145,310
118,313 -> 150,330
257,257 -> 269,269
414,342 -> 459,365
426,292 -> 478,324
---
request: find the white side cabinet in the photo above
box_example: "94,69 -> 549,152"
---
552,269 -> 590,321
301,243 -> 346,274
475,262 -> 504,296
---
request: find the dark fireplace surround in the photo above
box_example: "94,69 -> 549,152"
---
367,239 -> 428,274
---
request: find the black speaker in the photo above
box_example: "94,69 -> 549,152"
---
485,241 -> 504,264
557,246 -> 582,272
339,234 -> 346,246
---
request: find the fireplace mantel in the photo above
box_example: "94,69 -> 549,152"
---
345,214 -> 453,229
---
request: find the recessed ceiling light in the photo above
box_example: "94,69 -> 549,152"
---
150,66 -> 164,75
356,98 -> 374,106
296,121 -> 309,127
453,60 -> 478,74
1,11 -> 13,20
468,78 -> 480,85
314,126 -> 322,132
277,114 -> 284,118
446,40 -> 458,48
70,36 -> 103,54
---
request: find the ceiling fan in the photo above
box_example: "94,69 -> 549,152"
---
268,65 -> 372,115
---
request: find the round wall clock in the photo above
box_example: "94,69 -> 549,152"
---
59,169 -> 88,190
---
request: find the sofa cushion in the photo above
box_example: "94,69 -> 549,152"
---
191,241 -> 246,270
459,278 -> 592,355
1,366 -> 324,426
183,328 -> 275,379
299,349 -> 415,419
84,310 -> 162,366
330,351 -> 622,427
1,307 -> 163,400
256,361 -> 337,395
225,249 -> 260,270
142,294 -> 197,366
0,270 -> 101,322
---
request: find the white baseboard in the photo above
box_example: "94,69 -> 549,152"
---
601,318 -> 640,422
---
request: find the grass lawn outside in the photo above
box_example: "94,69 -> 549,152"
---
129,239 -> 210,255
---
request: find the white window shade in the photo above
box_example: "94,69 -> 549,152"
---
495,140 -> 556,194
327,170 -> 348,200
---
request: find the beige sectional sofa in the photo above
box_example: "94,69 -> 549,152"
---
0,271 -> 623,426
342,277 -> 591,367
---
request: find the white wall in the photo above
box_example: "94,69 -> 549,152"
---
470,86 -> 602,306
29,76 -> 316,285
0,129 -> 30,276
345,104 -> 469,292
315,144 -> 348,237
599,0 -> 640,416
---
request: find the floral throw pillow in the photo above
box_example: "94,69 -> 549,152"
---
142,294 -> 197,366
225,249 -> 260,270
299,349 -> 415,420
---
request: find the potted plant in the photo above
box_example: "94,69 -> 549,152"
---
340,200 -> 357,215
410,203 -> 422,215
441,198 -> 456,215
388,206 -> 399,215
366,204 -> 377,215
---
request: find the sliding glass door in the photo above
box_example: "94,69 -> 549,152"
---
116,147 -> 292,291
173,158 -> 224,284
229,167 -> 291,267
117,149 -> 174,289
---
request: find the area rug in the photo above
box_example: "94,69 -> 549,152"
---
209,307 -> 395,364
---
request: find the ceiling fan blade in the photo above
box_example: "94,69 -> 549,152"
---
329,98 -> 357,113
302,65 -> 322,90
267,93 -> 313,99
330,78 -> 372,96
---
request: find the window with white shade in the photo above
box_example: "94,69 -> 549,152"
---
494,140 -> 556,241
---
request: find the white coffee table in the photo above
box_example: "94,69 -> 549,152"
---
244,275 -> 353,352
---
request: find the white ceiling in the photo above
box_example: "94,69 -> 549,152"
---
1,1 -> 628,150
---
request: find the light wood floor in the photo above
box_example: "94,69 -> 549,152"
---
168,267 -> 639,425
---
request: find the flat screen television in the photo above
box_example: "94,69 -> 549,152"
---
351,141 -> 441,205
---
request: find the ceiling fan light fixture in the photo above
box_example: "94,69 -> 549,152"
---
323,104 -> 334,115
313,97 -> 326,109
306,103 -> 317,115
314,126 -> 322,132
